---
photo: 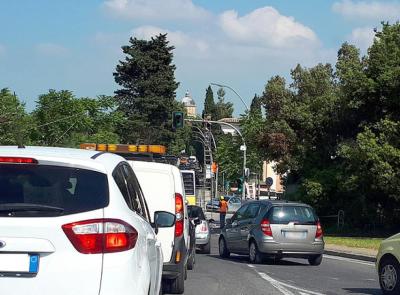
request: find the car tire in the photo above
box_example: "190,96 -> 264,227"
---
379,256 -> 400,295
202,242 -> 211,254
168,263 -> 185,294
308,254 -> 323,266
219,237 -> 230,258
187,249 -> 195,270
249,241 -> 263,264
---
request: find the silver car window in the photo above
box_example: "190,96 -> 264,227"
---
243,203 -> 260,219
269,206 -> 317,225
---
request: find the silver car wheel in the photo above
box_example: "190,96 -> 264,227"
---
381,264 -> 398,291
249,243 -> 256,262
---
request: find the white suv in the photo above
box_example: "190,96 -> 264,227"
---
130,161 -> 196,294
0,146 -> 169,295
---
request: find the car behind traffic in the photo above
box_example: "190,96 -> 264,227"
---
219,200 -> 324,265
376,233 -> 400,294
130,161 -> 195,294
0,146 -> 166,295
188,205 -> 211,254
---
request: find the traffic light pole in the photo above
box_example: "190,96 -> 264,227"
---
186,118 -> 247,200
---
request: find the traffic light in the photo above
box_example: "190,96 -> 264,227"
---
236,177 -> 243,194
172,111 -> 184,129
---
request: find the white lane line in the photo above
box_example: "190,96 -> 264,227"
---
258,272 -> 295,295
300,292 -> 311,295
248,264 -> 325,295
276,279 -> 325,295
323,254 -> 375,266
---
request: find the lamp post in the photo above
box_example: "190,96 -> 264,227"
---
210,83 -> 249,199
210,83 -> 249,112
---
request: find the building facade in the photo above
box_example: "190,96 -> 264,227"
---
181,91 -> 196,117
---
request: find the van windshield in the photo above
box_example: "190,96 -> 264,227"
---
269,206 -> 317,225
0,164 -> 109,217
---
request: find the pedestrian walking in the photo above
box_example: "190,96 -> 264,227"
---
219,196 -> 228,229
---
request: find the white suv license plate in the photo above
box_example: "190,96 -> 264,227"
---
0,254 -> 39,277
283,231 -> 307,239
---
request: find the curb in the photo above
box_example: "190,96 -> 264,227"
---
324,250 -> 376,263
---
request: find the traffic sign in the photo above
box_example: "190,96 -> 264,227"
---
265,177 -> 273,187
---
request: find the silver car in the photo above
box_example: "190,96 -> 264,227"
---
218,200 -> 324,265
188,205 -> 211,254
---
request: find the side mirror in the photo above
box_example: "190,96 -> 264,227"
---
226,218 -> 232,225
153,211 -> 176,234
193,217 -> 201,226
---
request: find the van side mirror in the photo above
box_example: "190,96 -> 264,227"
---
153,211 -> 176,235
226,218 -> 232,225
192,217 -> 201,226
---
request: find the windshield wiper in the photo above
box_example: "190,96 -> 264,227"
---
0,203 -> 64,213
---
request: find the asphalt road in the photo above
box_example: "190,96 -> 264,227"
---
166,234 -> 381,295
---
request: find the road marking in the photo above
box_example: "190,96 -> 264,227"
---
248,264 -> 325,295
258,272 -> 295,295
323,254 -> 375,267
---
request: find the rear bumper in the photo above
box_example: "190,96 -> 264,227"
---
162,236 -> 187,280
257,239 -> 324,257
195,233 -> 210,246
162,261 -> 184,279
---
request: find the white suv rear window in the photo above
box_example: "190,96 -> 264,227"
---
0,164 -> 109,217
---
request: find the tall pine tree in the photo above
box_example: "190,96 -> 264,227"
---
202,86 -> 215,119
114,34 -> 179,145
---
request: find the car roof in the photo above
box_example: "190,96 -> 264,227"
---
0,146 -> 125,173
246,199 -> 312,207
129,160 -> 175,172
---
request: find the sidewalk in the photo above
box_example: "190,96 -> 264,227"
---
324,243 -> 377,262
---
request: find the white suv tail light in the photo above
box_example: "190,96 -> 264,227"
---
62,219 -> 138,254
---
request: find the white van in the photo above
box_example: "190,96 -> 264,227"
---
130,161 -> 195,294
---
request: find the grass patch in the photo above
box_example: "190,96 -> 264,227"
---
324,236 -> 383,250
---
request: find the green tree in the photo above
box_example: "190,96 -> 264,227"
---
114,33 -> 179,145
202,86 -> 215,119
214,88 -> 234,120
32,90 -> 121,147
215,134 -> 242,181
0,88 -> 30,145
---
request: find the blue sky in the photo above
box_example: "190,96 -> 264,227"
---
1,0 -> 399,114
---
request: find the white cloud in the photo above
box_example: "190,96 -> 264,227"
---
103,0 -> 211,21
333,0 -> 400,22
219,7 -> 318,49
348,27 -> 375,50
132,26 -> 209,55
35,43 -> 69,56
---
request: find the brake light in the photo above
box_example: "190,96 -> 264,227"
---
0,157 -> 38,164
261,219 -> 273,237
62,219 -> 138,254
175,193 -> 184,237
315,221 -> 323,239
199,222 -> 208,233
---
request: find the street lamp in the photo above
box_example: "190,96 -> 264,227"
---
210,82 -> 249,112
209,83 -> 249,199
